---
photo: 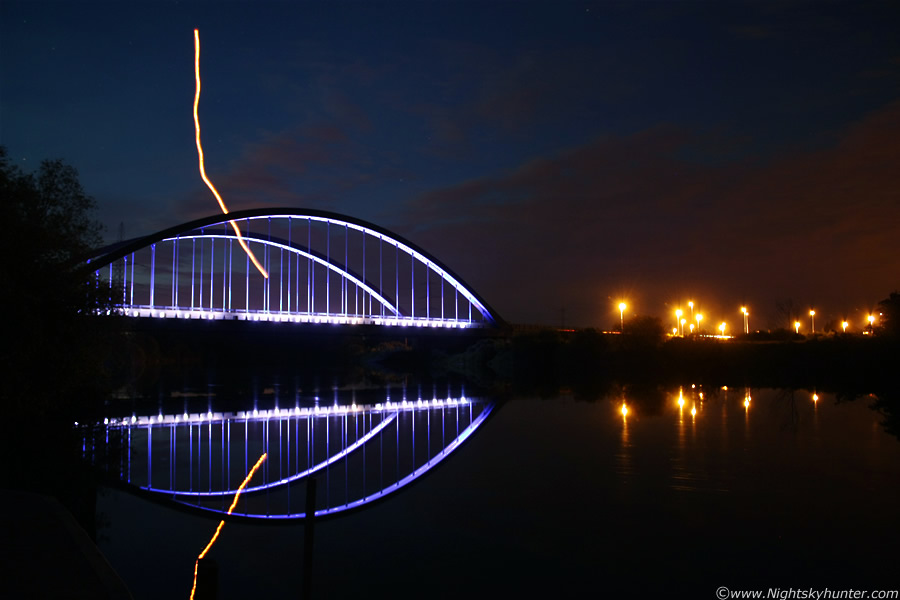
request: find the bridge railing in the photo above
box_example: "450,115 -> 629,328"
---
90,397 -> 494,519
90,212 -> 498,328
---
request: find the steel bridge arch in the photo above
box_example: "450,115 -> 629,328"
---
90,208 -> 502,327
175,232 -> 402,318
96,398 -> 496,521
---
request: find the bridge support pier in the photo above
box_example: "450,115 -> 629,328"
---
302,477 -> 317,600
195,558 -> 218,600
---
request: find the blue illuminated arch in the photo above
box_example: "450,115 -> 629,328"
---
90,208 -> 502,327
99,398 -> 495,520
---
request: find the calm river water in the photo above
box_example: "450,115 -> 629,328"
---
98,385 -> 900,598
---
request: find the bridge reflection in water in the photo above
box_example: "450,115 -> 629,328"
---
98,395 -> 493,519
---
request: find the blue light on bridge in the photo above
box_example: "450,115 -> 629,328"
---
92,396 -> 493,520
88,209 -> 501,329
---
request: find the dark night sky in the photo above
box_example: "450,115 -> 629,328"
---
2,1 -> 899,329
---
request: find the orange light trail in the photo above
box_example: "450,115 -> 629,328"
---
193,29 -> 268,279
189,452 -> 268,600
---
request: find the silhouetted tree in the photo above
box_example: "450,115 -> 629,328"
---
0,146 -> 117,534
623,315 -> 665,346
870,389 -> 900,441
876,292 -> 900,338
774,298 -> 799,331
822,318 -> 841,334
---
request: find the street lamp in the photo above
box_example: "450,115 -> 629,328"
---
741,306 -> 749,334
688,301 -> 694,322
695,313 -> 703,335
809,309 -> 815,334
794,321 -> 801,334
681,318 -> 687,336
719,322 -> 726,336
842,321 -> 848,333
618,302 -> 627,332
676,309 -> 683,335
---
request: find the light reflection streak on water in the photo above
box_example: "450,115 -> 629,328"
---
812,391 -> 820,434
617,399 -> 632,480
720,386 -> 729,455
744,388 -> 752,436
671,386 -> 695,492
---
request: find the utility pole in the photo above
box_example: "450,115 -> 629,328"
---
302,477 -> 317,599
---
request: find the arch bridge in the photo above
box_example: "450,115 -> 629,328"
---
89,208 -> 500,329
91,394 -> 494,520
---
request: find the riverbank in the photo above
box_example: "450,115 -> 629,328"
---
108,317 -> 898,398
443,329 -> 900,396
0,491 -> 132,599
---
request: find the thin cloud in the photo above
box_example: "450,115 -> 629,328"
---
392,102 -> 900,326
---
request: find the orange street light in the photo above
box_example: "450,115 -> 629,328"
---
794,321 -> 801,334
741,306 -> 749,334
842,321 -> 848,333
618,302 -> 627,332
719,322 -> 726,336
